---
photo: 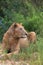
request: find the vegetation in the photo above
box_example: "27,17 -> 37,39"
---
0,0 -> 43,65
0,37 -> 43,65
12,37 -> 43,65
0,0 -> 43,41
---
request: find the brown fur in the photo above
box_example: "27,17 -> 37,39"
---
18,38 -> 29,48
18,32 -> 36,48
27,32 -> 36,43
2,23 -> 28,54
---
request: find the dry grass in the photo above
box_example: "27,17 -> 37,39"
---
0,37 -> 43,65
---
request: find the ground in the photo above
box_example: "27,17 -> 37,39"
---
0,37 -> 43,65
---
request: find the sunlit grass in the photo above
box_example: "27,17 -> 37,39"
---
12,37 -> 43,65
0,37 -> 43,65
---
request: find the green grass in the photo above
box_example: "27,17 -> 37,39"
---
11,37 -> 43,65
0,37 -> 43,65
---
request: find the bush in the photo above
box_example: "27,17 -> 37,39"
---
0,1 -> 43,41
0,12 -> 43,41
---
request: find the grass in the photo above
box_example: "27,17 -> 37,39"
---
0,37 -> 43,65
12,37 -> 43,65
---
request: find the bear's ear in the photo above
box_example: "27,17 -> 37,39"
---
14,23 -> 17,28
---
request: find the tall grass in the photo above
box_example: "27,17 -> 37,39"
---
7,37 -> 43,65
